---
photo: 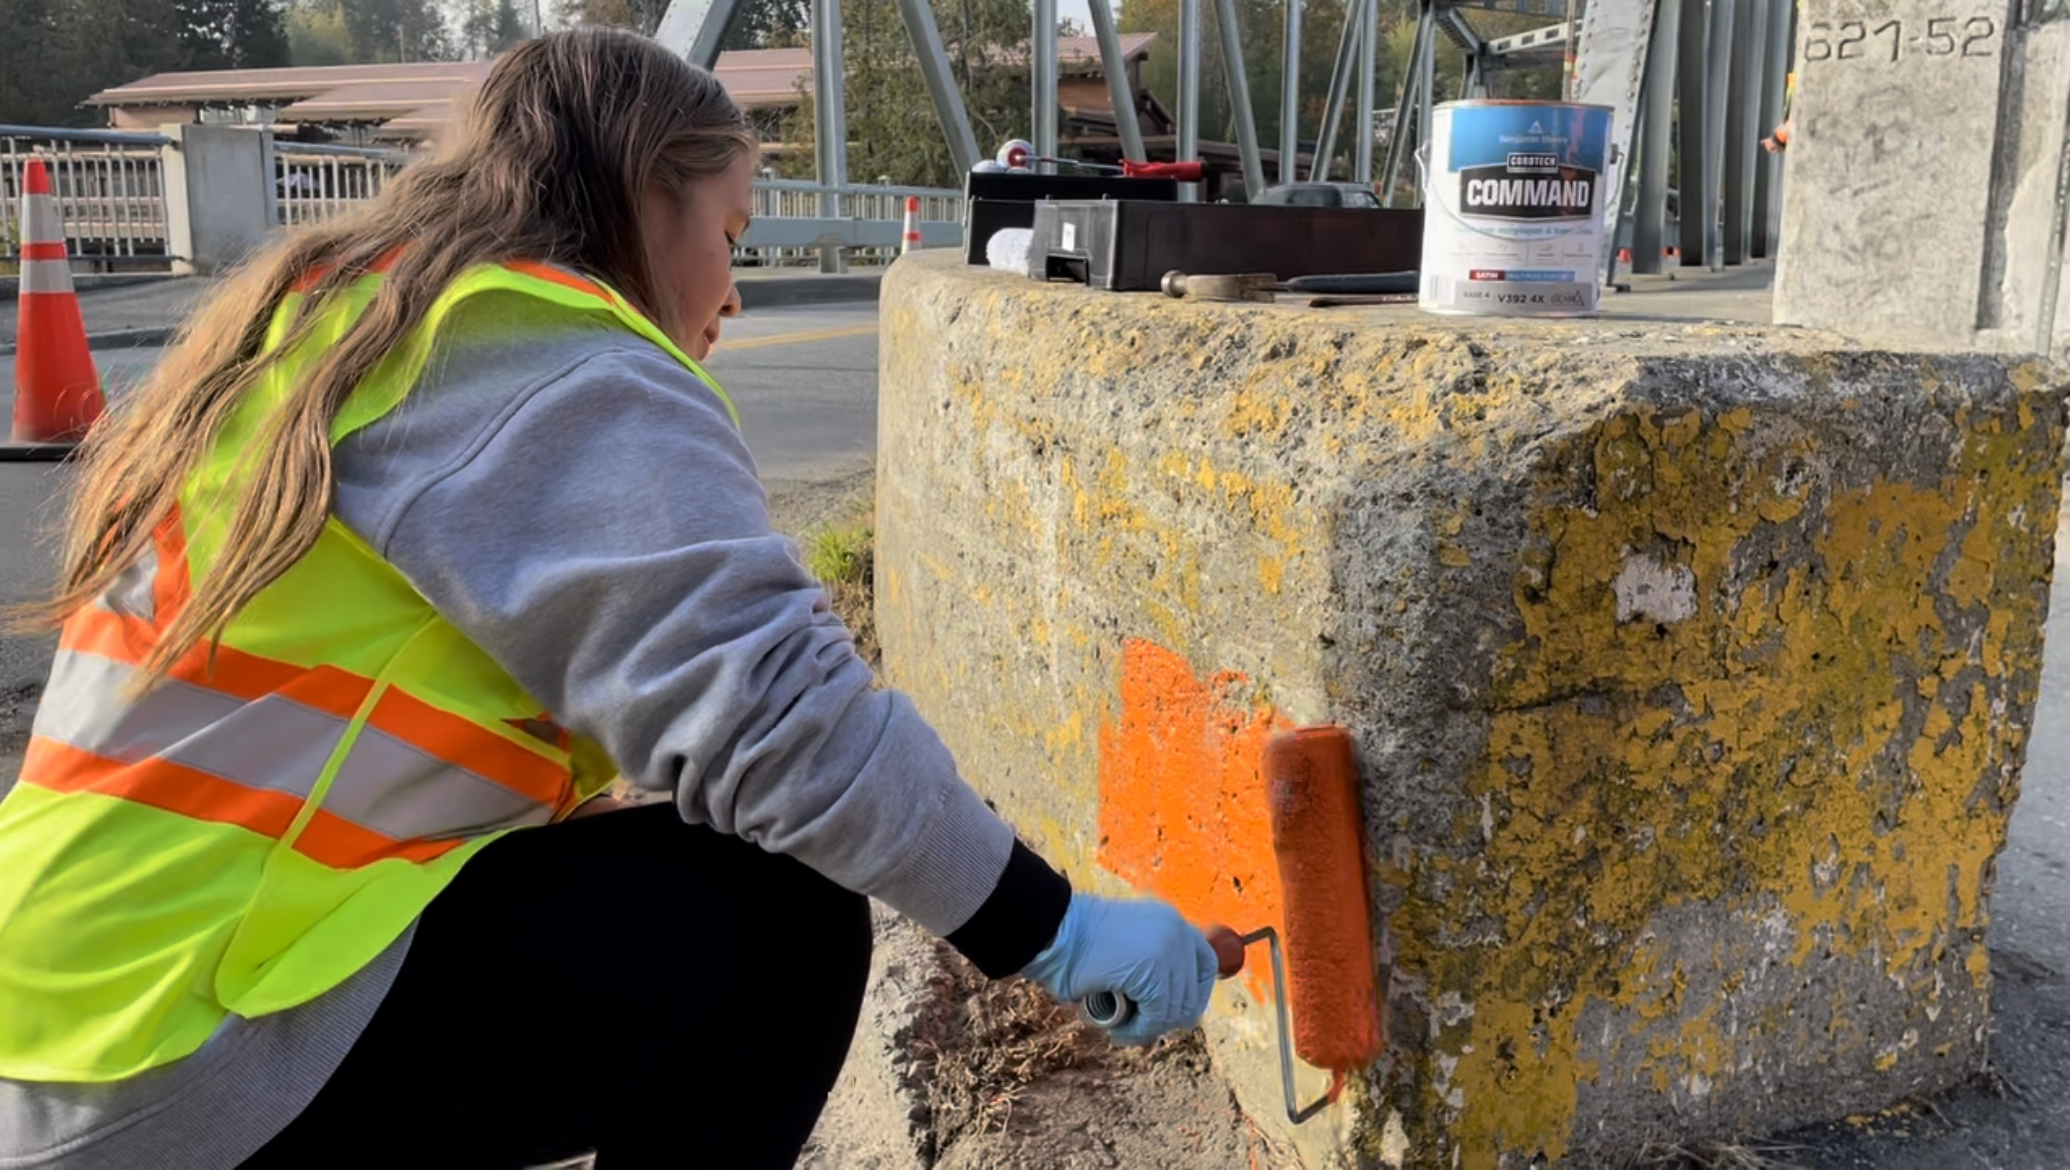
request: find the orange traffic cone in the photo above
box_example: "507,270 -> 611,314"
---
5,158 -> 104,461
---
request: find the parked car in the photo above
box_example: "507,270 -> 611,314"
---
1250,182 -> 1384,209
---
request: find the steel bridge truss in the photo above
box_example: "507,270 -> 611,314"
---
655,0 -> 1795,276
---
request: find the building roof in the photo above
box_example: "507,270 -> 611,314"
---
85,61 -> 490,107
88,32 -> 1159,108
276,77 -> 488,122
86,33 -> 1160,136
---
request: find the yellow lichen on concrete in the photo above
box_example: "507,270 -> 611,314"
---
1387,398 -> 2060,1165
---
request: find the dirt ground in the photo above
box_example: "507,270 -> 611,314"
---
794,908 -> 1267,1170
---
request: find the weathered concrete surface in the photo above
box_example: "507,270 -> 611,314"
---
159,124 -> 277,276
1775,4 -> 2070,354
876,251 -> 2070,1167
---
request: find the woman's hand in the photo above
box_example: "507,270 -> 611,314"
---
1019,893 -> 1218,1046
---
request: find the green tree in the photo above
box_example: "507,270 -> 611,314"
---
338,0 -> 453,60
555,0 -> 810,44
181,0 -> 293,69
0,0 -> 191,126
781,0 -> 1036,187
554,0 -> 664,32
724,0 -> 809,48
286,0 -> 354,63
463,0 -> 531,53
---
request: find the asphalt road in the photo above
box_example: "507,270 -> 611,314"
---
1,302 -> 879,774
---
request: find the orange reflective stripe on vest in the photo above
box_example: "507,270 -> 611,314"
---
20,509 -> 570,870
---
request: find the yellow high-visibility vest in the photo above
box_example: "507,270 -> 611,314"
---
0,259 -> 736,1082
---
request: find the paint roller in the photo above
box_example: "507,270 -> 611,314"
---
1081,725 -> 1384,1123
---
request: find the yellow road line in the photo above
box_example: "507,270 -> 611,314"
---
710,323 -> 877,352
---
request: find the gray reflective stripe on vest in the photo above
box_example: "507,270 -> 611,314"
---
19,259 -> 76,296
93,548 -> 158,623
33,649 -> 555,843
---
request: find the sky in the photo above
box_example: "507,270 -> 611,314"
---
1061,0 -> 1101,38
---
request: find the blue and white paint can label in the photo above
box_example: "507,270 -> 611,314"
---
1419,101 -> 1614,317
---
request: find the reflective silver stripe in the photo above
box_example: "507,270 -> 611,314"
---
23,195 -> 65,251
32,649 -> 556,844
93,547 -> 159,622
327,727 -> 551,840
34,651 -> 247,764
19,258 -> 76,295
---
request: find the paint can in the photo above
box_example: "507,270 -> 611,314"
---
1417,100 -> 1615,317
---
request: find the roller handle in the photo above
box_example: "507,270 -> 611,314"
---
1121,160 -> 1205,181
1080,924 -> 1245,1028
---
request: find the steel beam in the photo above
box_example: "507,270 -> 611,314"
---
893,0 -> 980,175
1702,0 -> 1734,268
1280,0 -> 1303,185
1311,0 -> 1363,181
1379,5 -> 1431,206
1034,0 -> 1059,161
1354,0 -> 1377,183
1179,0 -> 1201,198
1415,4 -> 1435,173
1722,0 -> 1761,264
1213,0 -> 1268,196
1751,0 -> 1792,256
1675,0 -> 1707,265
1089,0 -> 1149,162
1632,0 -> 1679,274
812,0 -> 847,273
654,0 -> 741,68
1486,21 -> 1571,57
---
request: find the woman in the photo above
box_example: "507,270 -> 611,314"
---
0,29 -> 1216,1168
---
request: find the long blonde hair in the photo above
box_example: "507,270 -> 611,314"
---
18,28 -> 756,685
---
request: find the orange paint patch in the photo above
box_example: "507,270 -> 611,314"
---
1097,639 -> 1290,1002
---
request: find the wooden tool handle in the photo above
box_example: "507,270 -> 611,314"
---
1205,924 -> 1246,979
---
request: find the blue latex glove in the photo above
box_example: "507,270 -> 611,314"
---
1020,892 -> 1219,1046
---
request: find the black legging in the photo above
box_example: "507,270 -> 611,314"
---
242,804 -> 872,1169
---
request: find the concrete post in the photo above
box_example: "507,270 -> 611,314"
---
1772,0 -> 2063,352
158,124 -> 277,277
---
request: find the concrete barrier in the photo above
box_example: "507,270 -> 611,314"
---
875,251 -> 2069,1167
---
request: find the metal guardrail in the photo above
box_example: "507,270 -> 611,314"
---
275,142 -> 411,229
1,125 -> 173,269
2,123 -> 965,271
744,180 -> 964,267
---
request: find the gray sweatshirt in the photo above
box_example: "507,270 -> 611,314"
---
0,284 -> 1068,1167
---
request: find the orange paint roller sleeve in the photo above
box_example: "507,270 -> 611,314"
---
1265,727 -> 1384,1072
